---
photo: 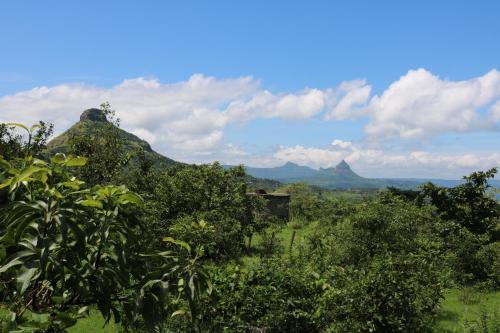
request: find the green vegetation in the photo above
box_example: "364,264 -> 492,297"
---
1,105 -> 498,332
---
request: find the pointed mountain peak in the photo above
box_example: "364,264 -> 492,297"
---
283,161 -> 299,167
335,160 -> 351,171
80,108 -> 108,122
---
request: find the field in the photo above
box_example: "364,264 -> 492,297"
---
433,289 -> 500,332
68,314 -> 117,333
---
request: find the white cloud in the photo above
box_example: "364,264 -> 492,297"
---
365,68 -> 500,139
226,88 -> 326,121
0,75 -> 256,155
0,74 -> 377,159
324,80 -> 371,120
331,139 -> 353,149
0,75 -> 358,158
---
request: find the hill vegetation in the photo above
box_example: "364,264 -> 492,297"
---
46,105 -> 178,169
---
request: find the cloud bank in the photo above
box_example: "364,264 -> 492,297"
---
1,69 -> 499,177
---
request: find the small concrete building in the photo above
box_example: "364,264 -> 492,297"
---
247,189 -> 290,220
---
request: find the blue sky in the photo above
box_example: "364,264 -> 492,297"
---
1,1 -> 500,178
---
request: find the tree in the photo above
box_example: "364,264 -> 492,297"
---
150,163 -> 254,259
421,169 -> 500,284
422,168 -> 499,236
68,102 -> 129,186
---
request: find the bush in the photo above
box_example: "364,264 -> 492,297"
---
475,242 -> 500,289
319,253 -> 445,333
0,146 -> 210,332
202,259 -> 323,333
307,196 -> 441,269
168,216 -> 216,255
305,196 -> 446,332
149,163 -> 253,259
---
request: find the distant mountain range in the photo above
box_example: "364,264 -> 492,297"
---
46,108 -> 500,190
234,161 -> 500,190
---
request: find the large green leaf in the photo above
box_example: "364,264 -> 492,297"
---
15,165 -> 48,183
77,199 -> 103,209
0,258 -> 24,273
53,312 -> 77,329
16,267 -> 37,295
0,157 -> 12,170
65,156 -> 88,167
162,237 -> 191,253
120,192 -> 143,205
6,122 -> 29,133
29,124 -> 41,133
0,178 -> 12,189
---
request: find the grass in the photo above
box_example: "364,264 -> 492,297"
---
433,289 -> 499,332
240,219 -> 319,267
68,311 -> 118,333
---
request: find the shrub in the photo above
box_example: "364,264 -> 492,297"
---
475,242 -> 500,289
168,216 -> 217,256
319,253 -> 445,333
202,259 -> 323,333
307,196 -> 441,269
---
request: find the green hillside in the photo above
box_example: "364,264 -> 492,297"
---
45,108 -> 178,168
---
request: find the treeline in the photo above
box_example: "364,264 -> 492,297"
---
0,107 -> 499,332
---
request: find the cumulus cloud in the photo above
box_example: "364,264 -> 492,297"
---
365,69 -> 500,139
226,88 -> 326,121
331,139 -> 353,149
324,79 -> 371,120
0,74 -> 363,158
0,75 -> 257,155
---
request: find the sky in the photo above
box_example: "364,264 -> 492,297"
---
1,0 -> 500,178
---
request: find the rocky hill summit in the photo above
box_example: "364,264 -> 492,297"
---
46,108 -> 178,167
79,108 -> 108,122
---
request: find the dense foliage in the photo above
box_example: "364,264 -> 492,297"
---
391,169 -> 500,287
0,125 -> 210,332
